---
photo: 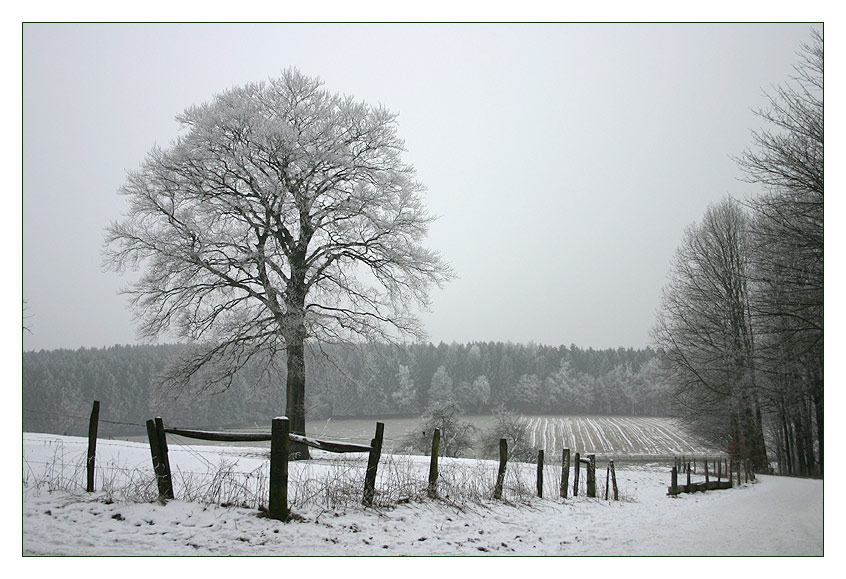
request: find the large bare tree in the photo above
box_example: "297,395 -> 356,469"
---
104,69 -> 453,457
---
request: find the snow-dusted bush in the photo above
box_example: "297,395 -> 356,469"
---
400,401 -> 477,458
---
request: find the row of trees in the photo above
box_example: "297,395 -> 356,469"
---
307,341 -> 670,417
22,341 -> 671,437
653,31 -> 823,476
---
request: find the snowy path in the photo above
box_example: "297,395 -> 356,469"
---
579,474 -> 824,556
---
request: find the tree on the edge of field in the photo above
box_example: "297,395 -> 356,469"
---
740,30 -> 823,476
104,69 -> 454,458
651,197 -> 768,470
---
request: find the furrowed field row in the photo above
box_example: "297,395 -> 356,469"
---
521,416 -> 720,457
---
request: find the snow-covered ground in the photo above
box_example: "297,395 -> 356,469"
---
22,433 -> 823,557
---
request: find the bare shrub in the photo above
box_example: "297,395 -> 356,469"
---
400,401 -> 477,458
481,406 -> 535,462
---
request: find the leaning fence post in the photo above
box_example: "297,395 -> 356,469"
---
560,448 -> 570,499
610,459 -> 618,501
573,452 -> 580,496
86,400 -> 100,492
493,438 -> 508,500
269,417 -> 289,521
146,418 -> 173,501
536,449 -> 544,498
154,417 -> 174,499
587,454 -> 596,498
362,422 -> 384,507
428,428 -> 440,498
605,461 -> 610,500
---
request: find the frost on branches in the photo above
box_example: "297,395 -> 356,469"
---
104,69 -> 454,458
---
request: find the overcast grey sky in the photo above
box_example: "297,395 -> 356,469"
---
22,23 -> 820,351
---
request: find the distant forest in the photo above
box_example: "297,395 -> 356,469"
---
22,342 -> 670,437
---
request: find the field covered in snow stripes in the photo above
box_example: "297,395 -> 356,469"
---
519,416 -> 721,459
267,414 -> 724,461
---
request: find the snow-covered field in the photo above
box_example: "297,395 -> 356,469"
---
521,415 -> 720,457
280,414 -> 723,458
22,432 -> 823,557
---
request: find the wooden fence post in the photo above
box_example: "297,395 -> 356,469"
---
686,461 -> 691,490
536,449 -> 544,498
610,460 -> 618,501
493,438 -> 508,500
154,417 -> 174,498
146,418 -> 174,501
428,428 -> 440,498
587,454 -> 596,498
86,400 -> 100,492
560,448 -> 570,499
671,466 -> 678,494
269,417 -> 289,521
605,461 -> 610,500
362,422 -> 384,507
573,452 -> 580,496
705,460 -> 710,486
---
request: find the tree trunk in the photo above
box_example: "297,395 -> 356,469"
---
285,323 -> 310,460
794,410 -> 808,476
810,363 -> 823,476
802,396 -> 816,475
781,405 -> 793,475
